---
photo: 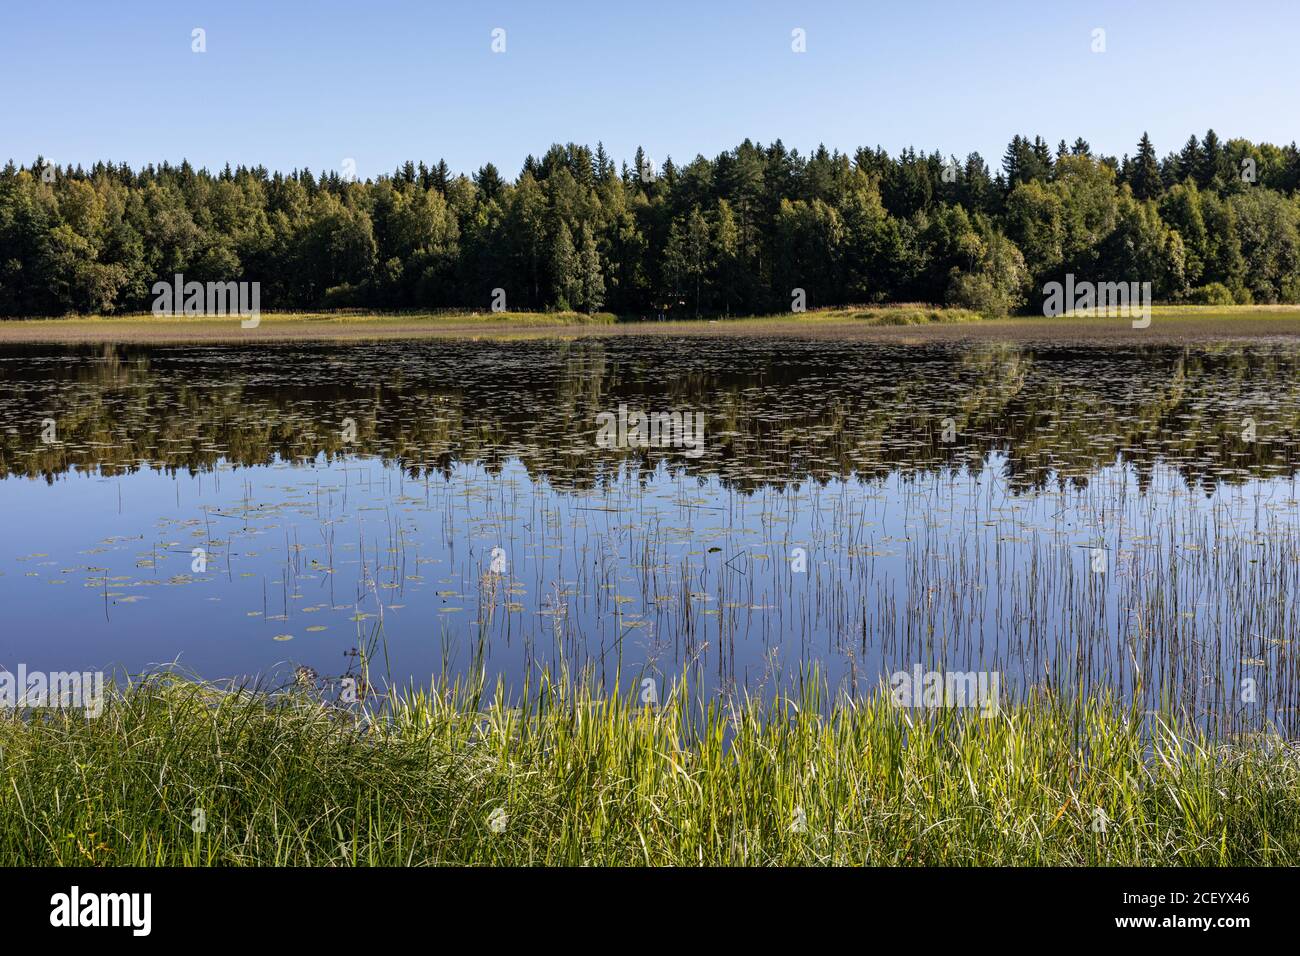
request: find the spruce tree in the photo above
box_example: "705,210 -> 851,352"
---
474,163 -> 504,202
1030,136 -> 1053,179
1001,135 -> 1025,187
1130,133 -> 1162,200
1178,135 -> 1202,183
432,160 -> 450,194
1201,130 -> 1223,188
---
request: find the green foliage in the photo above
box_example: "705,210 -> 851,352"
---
575,223 -> 605,313
548,220 -> 579,311
947,230 -> 1029,316
1185,282 -> 1236,306
3,130 -> 1300,318
1,673 -> 1295,865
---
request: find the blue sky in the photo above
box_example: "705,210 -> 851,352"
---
2,0 -> 1297,180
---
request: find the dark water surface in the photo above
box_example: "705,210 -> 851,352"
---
2,338 -> 1298,734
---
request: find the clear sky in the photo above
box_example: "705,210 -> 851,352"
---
3,0 -> 1297,180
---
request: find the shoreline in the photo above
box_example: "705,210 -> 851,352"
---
5,306 -> 1300,345
2,674 -> 1294,866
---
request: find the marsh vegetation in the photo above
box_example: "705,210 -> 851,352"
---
2,335 -> 1298,864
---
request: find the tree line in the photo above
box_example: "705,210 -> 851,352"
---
3,131 -> 1299,318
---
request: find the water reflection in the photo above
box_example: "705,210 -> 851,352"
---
1,339 -> 1297,736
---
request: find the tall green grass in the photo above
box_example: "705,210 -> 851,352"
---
1,672 -> 1295,865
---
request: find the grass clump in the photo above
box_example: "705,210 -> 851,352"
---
1,672 -> 1296,866
851,306 -> 983,325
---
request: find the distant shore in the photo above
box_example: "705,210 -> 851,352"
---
4,305 -> 1300,345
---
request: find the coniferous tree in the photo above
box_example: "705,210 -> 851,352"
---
1201,130 -> 1223,189
1030,137 -> 1054,178
1130,133 -> 1162,200
960,153 -> 995,214
431,160 -> 450,194
473,163 -> 504,202
1002,135 -> 1026,188
1178,136 -> 1203,182
5,131 -> 1300,318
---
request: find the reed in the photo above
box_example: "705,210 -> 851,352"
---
0,670 -> 1295,866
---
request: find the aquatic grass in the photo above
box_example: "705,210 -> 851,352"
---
0,671 -> 1296,866
851,306 -> 982,325
4,338 -> 1300,865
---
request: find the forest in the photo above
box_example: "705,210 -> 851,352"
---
2,130 -> 1299,318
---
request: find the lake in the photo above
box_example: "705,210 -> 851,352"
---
2,337 -> 1297,735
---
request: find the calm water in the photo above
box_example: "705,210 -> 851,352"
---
2,338 -> 1298,733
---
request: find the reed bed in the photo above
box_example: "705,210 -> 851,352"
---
0,671 -> 1295,866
